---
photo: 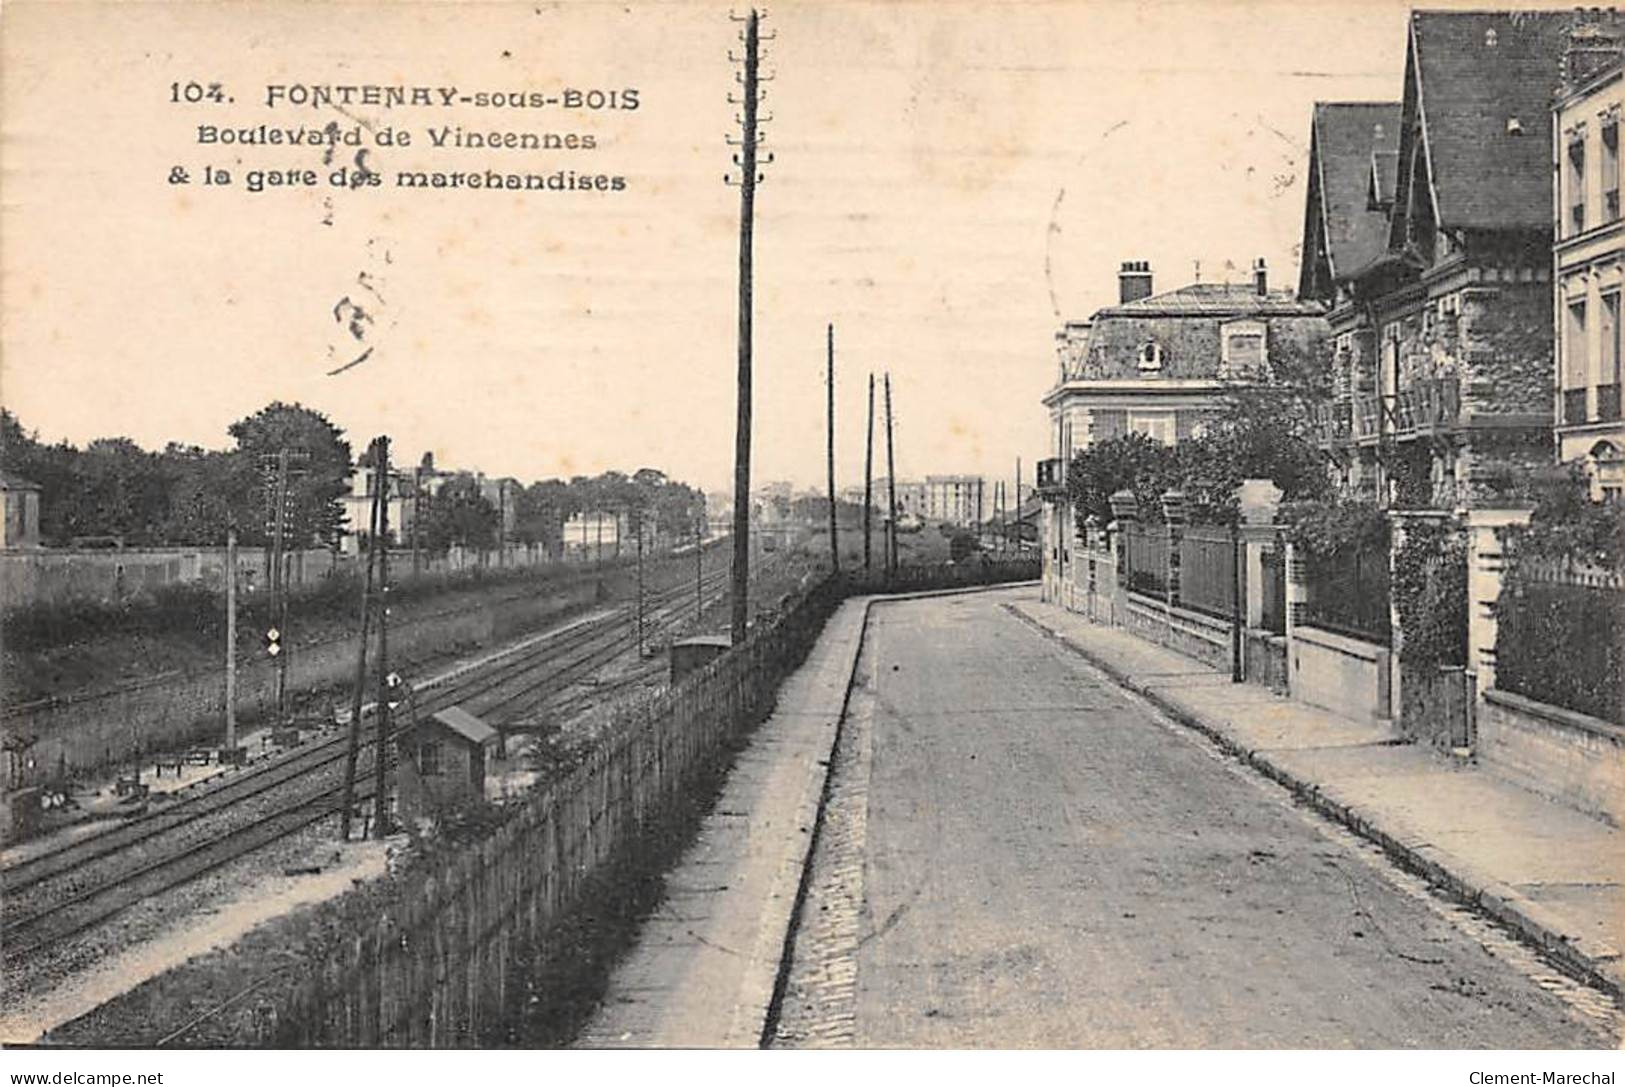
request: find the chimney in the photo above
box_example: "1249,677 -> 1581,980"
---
1253,257 -> 1268,297
1118,260 -> 1153,304
1562,11 -> 1625,92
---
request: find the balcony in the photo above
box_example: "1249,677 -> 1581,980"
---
1036,457 -> 1066,498
1310,400 -> 1353,448
1353,395 -> 1385,444
1391,377 -> 1462,438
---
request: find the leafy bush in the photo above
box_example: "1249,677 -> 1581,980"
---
1496,575 -> 1624,725
1392,519 -> 1466,667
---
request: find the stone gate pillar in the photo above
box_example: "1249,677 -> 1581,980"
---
1463,507 -> 1532,696
1238,479 -> 1283,630
1161,490 -> 1187,610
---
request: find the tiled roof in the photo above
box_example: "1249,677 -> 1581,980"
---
1398,11 -> 1573,234
1095,282 -> 1324,318
1310,103 -> 1401,279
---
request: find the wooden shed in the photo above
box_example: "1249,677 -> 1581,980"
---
406,706 -> 498,806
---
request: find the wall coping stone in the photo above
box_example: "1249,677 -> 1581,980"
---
1294,623 -> 1389,663
1484,688 -> 1625,747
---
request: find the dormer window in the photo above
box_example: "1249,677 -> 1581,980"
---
1220,320 -> 1267,378
1137,341 -> 1163,373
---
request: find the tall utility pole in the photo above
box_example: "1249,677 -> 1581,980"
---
695,509 -> 704,621
884,372 -> 897,579
864,373 -> 874,576
636,510 -> 646,656
826,322 -> 839,575
727,7 -> 769,645
341,445 -> 383,842
411,463 -> 423,578
270,448 -> 291,726
1015,456 -> 1022,552
371,436 -> 392,840
224,528 -> 237,753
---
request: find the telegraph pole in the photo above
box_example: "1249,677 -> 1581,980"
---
371,436 -> 392,840
224,528 -> 237,753
826,323 -> 839,575
636,509 -> 646,656
1015,456 -> 1022,552
271,448 -> 290,726
884,372 -> 897,579
411,463 -> 423,578
864,373 -> 874,577
727,7 -> 770,645
341,443 -> 382,842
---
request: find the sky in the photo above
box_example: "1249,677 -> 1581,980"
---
0,0 -> 1472,499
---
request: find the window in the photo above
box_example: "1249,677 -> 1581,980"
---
1566,299 -> 1590,389
1137,341 -> 1163,373
1606,120 -> 1620,223
1129,414 -> 1174,444
419,740 -> 444,777
1570,135 -> 1588,235
1603,292 -> 1620,386
1220,321 -> 1267,377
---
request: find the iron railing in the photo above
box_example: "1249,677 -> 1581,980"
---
1178,525 -> 1238,620
1260,544 -> 1287,635
1122,524 -> 1168,598
1300,536 -> 1391,645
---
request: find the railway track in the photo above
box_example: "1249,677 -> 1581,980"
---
0,562 -> 736,967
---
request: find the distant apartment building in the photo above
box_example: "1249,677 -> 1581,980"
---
1554,18 -> 1625,500
925,475 -> 985,526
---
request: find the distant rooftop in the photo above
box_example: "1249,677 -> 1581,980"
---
1094,282 -> 1324,319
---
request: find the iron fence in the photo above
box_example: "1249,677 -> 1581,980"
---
1178,525 -> 1238,620
1260,543 -> 1287,635
1496,557 -> 1624,725
1300,533 -> 1391,645
1122,524 -> 1168,598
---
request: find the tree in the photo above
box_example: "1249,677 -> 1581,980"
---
160,443 -> 255,545
1066,432 -> 1178,529
1,410 -> 79,544
515,478 -> 573,554
421,474 -> 498,554
227,402 -> 353,548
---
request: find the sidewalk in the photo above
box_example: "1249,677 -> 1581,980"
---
574,597 -> 871,1048
1009,591 -> 1625,998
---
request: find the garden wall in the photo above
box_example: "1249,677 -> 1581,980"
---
1289,625 -> 1391,723
1479,689 -> 1625,826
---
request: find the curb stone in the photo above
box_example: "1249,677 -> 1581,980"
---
1004,602 -> 1625,1001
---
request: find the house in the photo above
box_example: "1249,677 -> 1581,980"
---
339,458 -> 415,554
1037,260 -> 1328,603
1298,101 -> 1403,500
1303,11 -> 1578,512
0,473 -> 42,550
400,705 -> 499,810
1554,15 -> 1625,501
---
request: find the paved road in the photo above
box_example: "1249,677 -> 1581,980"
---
772,590 -> 1618,1048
